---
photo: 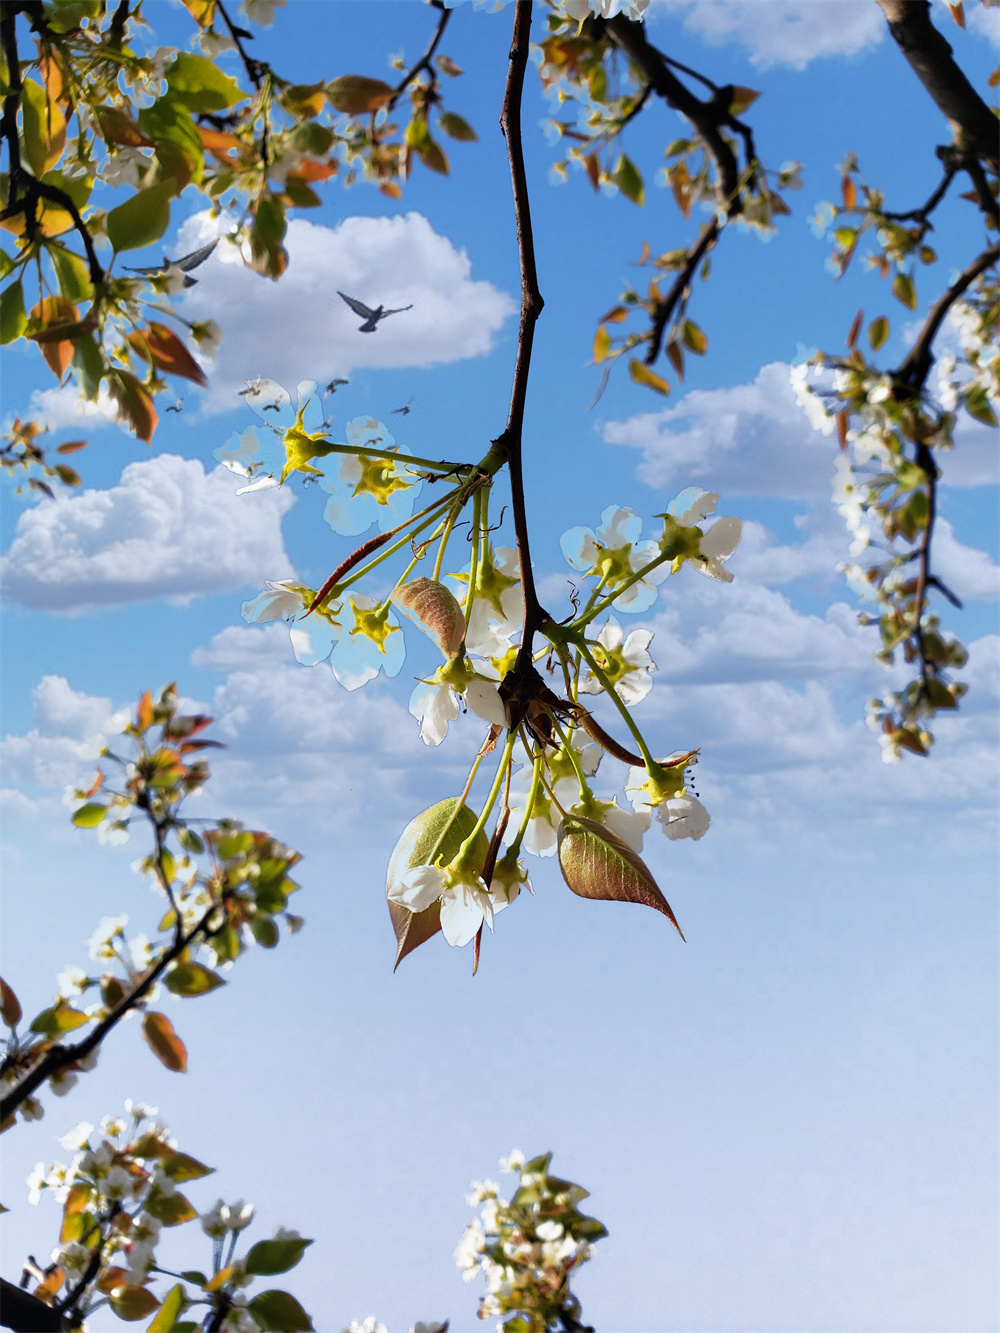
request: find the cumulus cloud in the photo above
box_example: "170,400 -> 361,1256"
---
171,210 -> 515,411
1,454 -> 294,612
1,676 -> 129,801
650,0 -> 885,68
602,361 -> 999,499
27,384 -> 119,432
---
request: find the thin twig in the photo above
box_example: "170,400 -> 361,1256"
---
388,0 -> 451,109
214,0 -> 267,90
645,219 -> 719,364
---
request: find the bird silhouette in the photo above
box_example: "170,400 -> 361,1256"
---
124,240 -> 219,287
324,377 -> 349,397
338,291 -> 413,333
392,397 -> 414,415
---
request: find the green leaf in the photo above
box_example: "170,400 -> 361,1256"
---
106,178 -> 177,254
612,153 -> 644,206
438,111 -> 477,142
165,962 -> 225,997
0,250 -> 14,279
147,1284 -> 186,1333
628,358 -> 670,395
160,1151 -> 214,1182
165,53 -> 246,113
248,1291 -> 313,1333
244,1238 -> 313,1276
251,914 -> 279,948
217,831 -> 254,860
111,1285 -> 160,1322
0,280 -> 27,344
326,75 -> 394,115
386,799 -> 489,969
867,315 -> 889,351
138,97 -> 204,184
891,272 -> 917,311
72,802 -> 108,827
50,244 -> 93,302
680,319 -> 708,355
179,1273 -> 207,1287
178,828 -> 204,855
30,1002 -> 90,1038
964,384 -> 998,427
145,1188 -> 198,1226
728,85 -> 761,115
592,324 -> 611,365
73,333 -> 104,401
557,815 -> 685,938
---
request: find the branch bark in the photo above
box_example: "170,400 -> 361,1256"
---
496,0 -> 547,657
896,239 -> 999,387
875,0 -> 999,170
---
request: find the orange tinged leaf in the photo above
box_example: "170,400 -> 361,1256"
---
108,371 -> 158,443
583,152 -> 600,192
557,815 -> 685,939
28,297 -> 79,378
56,438 -> 88,454
836,410 -> 849,451
129,323 -> 208,387
136,690 -> 154,731
841,175 -> 857,210
846,307 -> 863,349
0,977 -> 21,1028
142,1011 -> 187,1072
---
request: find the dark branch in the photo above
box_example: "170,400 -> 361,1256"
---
214,0 -> 267,91
388,0 -> 451,109
0,900 -> 221,1121
0,1280 -> 64,1333
497,0 -> 548,657
896,240 -> 999,387
645,218 -> 719,364
875,0 -> 999,170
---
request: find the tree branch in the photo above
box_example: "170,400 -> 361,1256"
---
0,1280 -> 64,1333
896,239 -> 999,387
0,901 -> 221,1121
388,0 -> 451,109
496,0 -> 547,659
645,218 -> 719,364
875,0 -> 999,170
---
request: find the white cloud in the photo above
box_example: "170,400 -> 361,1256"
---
1,676 -> 129,798
650,0 -> 885,68
27,384 -> 119,432
172,210 -> 516,412
1,454 -> 294,612
933,518 -> 1000,602
602,361 -> 999,498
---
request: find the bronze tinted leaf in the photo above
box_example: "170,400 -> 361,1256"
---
557,815 -> 685,939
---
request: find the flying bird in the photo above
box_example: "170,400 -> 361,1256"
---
324,377 -> 349,397
337,291 -> 413,333
124,239 -> 219,287
392,397 -> 414,416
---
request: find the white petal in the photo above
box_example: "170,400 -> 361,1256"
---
409,682 -> 459,747
389,864 -> 446,913
658,796 -> 711,841
596,617 -> 624,650
439,883 -> 489,946
700,516 -> 742,560
465,679 -> 507,727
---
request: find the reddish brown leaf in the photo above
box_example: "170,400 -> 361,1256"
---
142,1011 -> 187,1072
129,322 -> 208,387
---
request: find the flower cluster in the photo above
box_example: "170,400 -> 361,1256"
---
456,1151 -> 607,1333
1,687 -> 302,1125
21,1104 -> 313,1333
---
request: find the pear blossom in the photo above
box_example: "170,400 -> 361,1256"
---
573,795 -> 650,853
626,766 -> 710,841
342,1321 -> 387,1333
190,320 -> 223,359
125,1100 -> 157,1121
55,964 -> 90,999
561,505 -> 668,613
320,418 -> 422,536
27,1162 -> 49,1205
408,669 -> 506,746
286,594 -> 405,691
49,1069 -> 78,1097
87,915 -> 128,962
198,29 -> 237,56
58,1121 -> 94,1152
563,0 -> 649,21
578,617 -> 656,705
388,862 -> 515,947
695,516 -> 743,583
789,360 -> 835,435
240,0 -> 287,25
499,1148 -> 525,1173
665,487 -> 719,526
22,1096 -> 44,1121
242,581 -> 310,624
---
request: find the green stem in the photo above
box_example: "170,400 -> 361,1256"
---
576,640 -> 655,768
507,748 -> 544,859
316,441 -> 474,474
573,550 -> 671,631
458,730 -> 517,861
432,501 -> 461,582
338,496 -> 456,593
463,489 -> 483,623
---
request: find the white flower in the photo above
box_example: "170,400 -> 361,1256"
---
242,581 -> 309,624
191,320 -> 223,359
410,1323 -> 448,1333
97,820 -> 130,846
27,1162 -> 48,1205
51,1241 -> 89,1273
240,0 -> 287,25
467,1179 -> 499,1206
225,1199 -> 255,1232
656,795 -> 711,841
201,1200 -> 229,1239
455,1217 -> 486,1273
22,1096 -> 43,1121
49,1069 -> 78,1097
563,0 -> 648,21
101,147 -> 149,189
536,1220 -> 563,1241
341,1321 -> 387,1333
408,672 -> 507,746
198,30 -> 236,56
694,517 -> 742,583
55,964 -> 90,999
561,506 -> 667,613
573,797 -> 650,853
665,487 -> 719,527
578,617 -> 656,705
87,915 -> 128,962
102,1165 -> 139,1201
124,1100 -> 158,1121
388,864 -> 499,947
58,1121 -> 94,1152
499,1148 -> 525,1173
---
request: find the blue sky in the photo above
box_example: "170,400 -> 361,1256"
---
2,2 -> 998,1331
